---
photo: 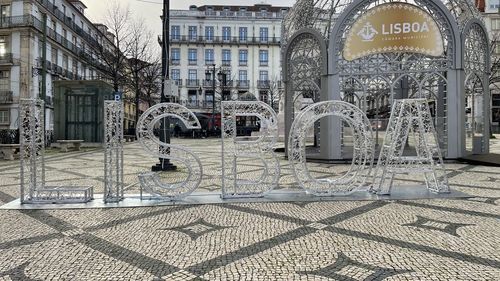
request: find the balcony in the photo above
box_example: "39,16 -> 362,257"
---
0,91 -> 13,104
221,60 -> 231,66
173,79 -> 182,86
257,80 -> 270,89
203,80 -> 215,88
0,16 -> 106,71
186,79 -> 200,88
188,59 -> 197,66
171,59 -> 180,65
0,53 -> 13,65
259,61 -> 269,67
239,60 -> 248,66
237,80 -> 250,88
221,80 -> 233,88
169,35 -> 281,46
180,100 -> 212,109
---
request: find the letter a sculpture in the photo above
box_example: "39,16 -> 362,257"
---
371,99 -> 449,195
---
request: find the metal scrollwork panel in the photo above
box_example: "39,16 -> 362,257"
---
20,99 -> 45,203
371,99 -> 449,195
19,99 -> 93,204
104,101 -> 124,203
221,101 -> 280,198
288,101 -> 374,196
136,103 -> 202,200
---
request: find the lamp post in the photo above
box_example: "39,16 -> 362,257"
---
152,0 -> 176,171
205,64 -> 216,131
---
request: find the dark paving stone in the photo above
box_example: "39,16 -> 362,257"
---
297,252 -> 412,280
402,215 -> 474,237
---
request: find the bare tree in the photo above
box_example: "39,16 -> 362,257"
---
93,1 -> 132,92
124,18 -> 158,125
267,76 -> 284,112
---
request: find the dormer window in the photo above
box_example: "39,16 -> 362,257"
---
223,7 -> 230,11
239,7 -> 247,11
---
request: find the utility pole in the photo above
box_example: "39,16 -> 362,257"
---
152,0 -> 176,171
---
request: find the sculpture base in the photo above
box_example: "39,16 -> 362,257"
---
2,185 -> 470,210
151,161 -> 177,171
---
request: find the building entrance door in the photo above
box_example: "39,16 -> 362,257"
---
65,93 -> 99,142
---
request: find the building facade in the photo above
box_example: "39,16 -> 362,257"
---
169,4 -> 288,126
0,0 -> 113,143
480,0 -> 500,132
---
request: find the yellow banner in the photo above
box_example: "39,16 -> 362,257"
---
343,3 -> 444,61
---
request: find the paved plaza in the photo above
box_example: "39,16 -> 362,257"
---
0,138 -> 499,280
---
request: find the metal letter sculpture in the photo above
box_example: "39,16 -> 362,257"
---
221,101 -> 280,198
288,101 -> 374,196
20,99 -> 93,204
371,99 -> 449,195
136,103 -> 203,200
104,101 -> 124,203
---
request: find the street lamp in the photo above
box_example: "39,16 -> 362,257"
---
205,64 -> 216,131
152,0 -> 176,171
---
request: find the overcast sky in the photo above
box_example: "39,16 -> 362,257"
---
84,0 -> 296,37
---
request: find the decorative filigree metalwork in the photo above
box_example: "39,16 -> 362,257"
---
288,101 -> 374,196
221,101 -> 280,198
136,103 -> 202,200
20,99 -> 45,203
20,99 -> 93,204
371,99 -> 449,195
104,101 -> 124,203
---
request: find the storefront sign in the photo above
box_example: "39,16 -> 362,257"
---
344,3 -> 443,61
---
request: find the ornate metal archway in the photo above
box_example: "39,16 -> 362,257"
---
283,0 -> 490,160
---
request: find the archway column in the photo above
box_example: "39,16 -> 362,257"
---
321,74 -> 342,159
482,72 -> 491,153
446,69 -> 466,158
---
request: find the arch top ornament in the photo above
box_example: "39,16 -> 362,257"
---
328,0 -> 463,73
283,27 -> 329,80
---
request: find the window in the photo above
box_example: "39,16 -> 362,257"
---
492,19 -> 500,30
62,4 -> 66,16
171,25 -> 180,40
0,70 -> 9,91
222,26 -> 231,41
52,47 -> 58,64
0,5 -> 10,25
222,49 -> 231,65
188,49 -> 197,65
188,69 -> 197,80
171,48 -> 180,64
205,49 -> 214,64
63,54 -> 68,70
171,69 -> 180,84
259,70 -> 268,81
0,36 -> 9,57
260,91 -> 269,103
259,50 -> 269,66
205,26 -> 214,41
259,27 -> 269,42
239,27 -> 247,42
188,26 -> 197,41
239,70 -> 247,81
0,110 -> 9,125
239,49 -> 248,65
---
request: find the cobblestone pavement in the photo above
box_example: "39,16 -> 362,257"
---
0,138 -> 499,280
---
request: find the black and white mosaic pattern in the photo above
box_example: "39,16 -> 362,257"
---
0,139 -> 499,280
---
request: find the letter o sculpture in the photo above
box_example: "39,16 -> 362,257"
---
288,101 -> 374,196
136,103 -> 203,200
